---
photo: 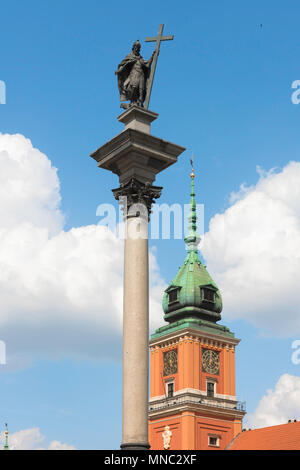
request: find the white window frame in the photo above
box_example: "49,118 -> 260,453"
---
165,378 -> 175,398
206,379 -> 217,397
208,434 -> 220,447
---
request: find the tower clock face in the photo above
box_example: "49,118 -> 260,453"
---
202,349 -> 219,375
163,349 -> 178,376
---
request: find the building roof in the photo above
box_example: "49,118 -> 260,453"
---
227,421 -> 300,450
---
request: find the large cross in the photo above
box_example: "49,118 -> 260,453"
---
144,24 -> 174,109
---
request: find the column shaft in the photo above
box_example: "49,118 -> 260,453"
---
121,215 -> 150,449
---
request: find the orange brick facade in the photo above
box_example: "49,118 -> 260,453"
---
149,329 -> 245,450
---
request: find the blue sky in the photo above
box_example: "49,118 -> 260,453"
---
0,0 -> 300,450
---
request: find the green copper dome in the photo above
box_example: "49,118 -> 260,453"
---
162,250 -> 222,323
162,166 -> 222,325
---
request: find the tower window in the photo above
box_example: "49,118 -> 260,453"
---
201,288 -> 215,303
167,382 -> 174,398
208,435 -> 220,447
168,289 -> 178,303
207,381 -> 215,397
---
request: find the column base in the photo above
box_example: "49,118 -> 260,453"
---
120,442 -> 151,450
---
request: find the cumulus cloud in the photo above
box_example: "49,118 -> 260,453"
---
246,374 -> 300,428
202,162 -> 300,336
0,427 -> 75,450
0,133 -> 166,368
0,133 -> 64,234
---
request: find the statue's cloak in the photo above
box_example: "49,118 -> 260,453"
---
116,52 -> 150,102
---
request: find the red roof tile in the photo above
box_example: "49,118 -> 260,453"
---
227,421 -> 300,450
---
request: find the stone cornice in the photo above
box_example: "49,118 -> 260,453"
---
148,402 -> 246,421
90,128 -> 186,185
148,388 -> 246,419
149,326 -> 240,350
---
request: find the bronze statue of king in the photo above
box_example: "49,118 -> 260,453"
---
115,40 -> 155,109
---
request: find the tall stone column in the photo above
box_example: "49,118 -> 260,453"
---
113,179 -> 161,449
90,106 -> 185,450
122,213 -> 149,449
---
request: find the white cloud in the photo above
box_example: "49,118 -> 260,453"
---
246,374 -> 300,429
47,440 -> 76,450
0,133 -> 64,235
0,133 -> 166,368
202,162 -> 300,336
0,427 -> 75,450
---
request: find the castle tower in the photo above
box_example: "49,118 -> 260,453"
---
148,165 -> 246,450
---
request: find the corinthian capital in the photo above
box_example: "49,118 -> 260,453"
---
112,178 -> 162,219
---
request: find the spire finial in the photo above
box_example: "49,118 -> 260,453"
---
3,423 -> 9,450
184,154 -> 200,251
190,154 -> 195,177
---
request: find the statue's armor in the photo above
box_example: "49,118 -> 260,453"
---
128,59 -> 145,87
123,57 -> 146,104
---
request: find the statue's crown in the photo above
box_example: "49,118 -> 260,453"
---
132,39 -> 141,50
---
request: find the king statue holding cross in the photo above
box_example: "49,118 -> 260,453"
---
115,24 -> 174,110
